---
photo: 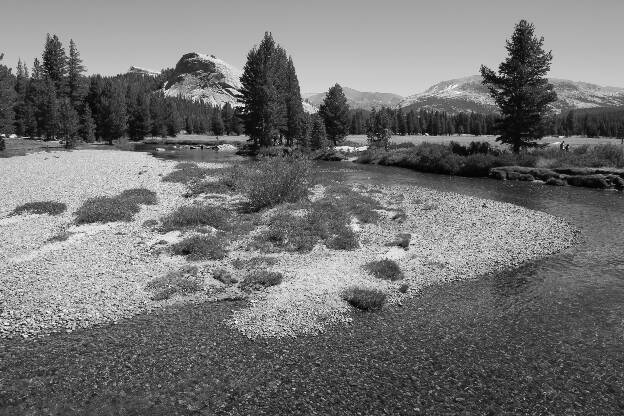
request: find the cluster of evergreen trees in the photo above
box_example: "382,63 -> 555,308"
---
348,107 -> 499,137
239,32 -> 304,148
0,34 -> 242,146
550,108 -> 624,138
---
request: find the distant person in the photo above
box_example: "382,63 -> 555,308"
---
559,140 -> 565,150
565,144 -> 570,152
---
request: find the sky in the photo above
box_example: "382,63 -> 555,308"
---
1,0 -> 623,96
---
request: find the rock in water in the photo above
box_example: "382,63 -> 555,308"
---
163,52 -> 243,107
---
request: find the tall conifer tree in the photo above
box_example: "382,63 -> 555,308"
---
480,20 -> 557,152
318,84 -> 350,146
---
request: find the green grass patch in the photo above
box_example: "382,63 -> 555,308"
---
364,259 -> 404,281
160,204 -> 230,232
231,256 -> 278,270
343,287 -> 386,311
239,270 -> 283,292
12,201 -> 67,216
74,188 -> 157,224
145,266 -> 203,301
171,235 -> 228,261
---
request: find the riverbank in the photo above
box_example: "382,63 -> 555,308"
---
0,149 -> 578,340
356,141 -> 624,190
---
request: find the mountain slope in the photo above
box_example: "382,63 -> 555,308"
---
127,66 -> 159,77
163,53 -> 242,107
304,87 -> 403,110
399,75 -> 624,113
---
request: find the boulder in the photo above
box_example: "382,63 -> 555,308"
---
566,174 -> 610,189
489,168 -> 507,180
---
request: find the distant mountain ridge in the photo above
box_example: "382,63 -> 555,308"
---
303,87 -> 403,110
127,66 -> 159,77
398,75 -> 624,114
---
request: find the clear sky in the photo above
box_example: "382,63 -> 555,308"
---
1,0 -> 622,96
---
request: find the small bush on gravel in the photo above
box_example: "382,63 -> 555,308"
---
239,157 -> 312,211
240,270 -> 283,292
399,283 -> 409,293
364,259 -> 404,281
318,186 -> 382,224
75,197 -> 140,224
171,235 -> 228,260
343,287 -> 386,311
325,227 -> 360,250
231,256 -> 278,270
185,167 -> 244,197
146,266 -> 203,300
12,201 -> 67,216
212,268 -> 237,285
46,230 -> 72,243
119,188 -> 158,206
142,219 -> 159,228
160,204 -> 230,232
74,188 -> 157,224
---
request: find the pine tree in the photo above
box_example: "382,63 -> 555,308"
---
565,110 -> 575,137
80,105 -> 96,142
165,100 -> 181,136
366,108 -> 391,150
318,84 -> 350,146
240,32 -> 298,148
102,80 -> 127,144
58,97 -> 79,148
42,78 -> 59,139
284,56 -> 304,146
67,39 -> 86,108
42,34 -> 67,96
396,107 -> 407,135
13,59 -> 29,135
480,20 -> 557,152
0,53 -> 16,134
211,110 -> 224,135
309,114 -> 328,151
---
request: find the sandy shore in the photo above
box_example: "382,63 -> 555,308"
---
0,149 -> 578,339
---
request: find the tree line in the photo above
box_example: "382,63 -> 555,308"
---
0,34 -> 243,147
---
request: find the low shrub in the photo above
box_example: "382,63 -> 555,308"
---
160,204 -> 230,232
231,256 -> 278,270
119,188 -> 158,206
184,167 -> 243,197
171,235 -> 228,260
364,259 -> 404,281
386,233 -> 411,249
343,287 -> 386,311
75,196 -> 140,224
239,157 -> 312,211
145,266 -> 203,300
212,268 -> 237,285
12,201 -> 67,216
46,231 -> 72,243
142,219 -> 159,228
260,212 -> 319,253
325,227 -> 360,250
399,283 -> 409,293
239,270 -> 283,291
75,188 -> 157,224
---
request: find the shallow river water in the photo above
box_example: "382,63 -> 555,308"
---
150,147 -> 624,412
3,147 -> 622,414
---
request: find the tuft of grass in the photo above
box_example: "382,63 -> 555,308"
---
46,230 -> 72,243
239,270 -> 283,292
325,227 -> 360,250
212,268 -> 237,285
75,197 -> 140,224
343,287 -> 386,311
12,201 -> 67,216
145,266 -> 203,300
142,219 -> 159,228
319,185 -> 382,224
170,235 -> 228,261
364,259 -> 404,281
231,256 -> 278,270
119,188 -> 158,206
184,167 -> 243,197
160,204 -> 230,232
74,188 -> 157,224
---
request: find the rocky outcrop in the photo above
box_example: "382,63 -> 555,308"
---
163,53 -> 243,107
490,166 -> 624,190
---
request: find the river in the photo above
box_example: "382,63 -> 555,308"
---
149,147 -> 624,413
